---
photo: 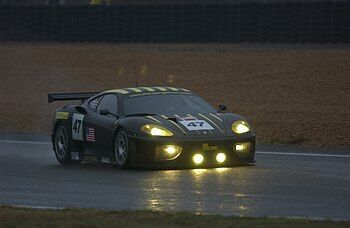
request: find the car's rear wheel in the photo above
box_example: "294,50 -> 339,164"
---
114,130 -> 130,169
53,124 -> 80,165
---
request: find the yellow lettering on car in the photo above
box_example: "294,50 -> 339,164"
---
55,112 -> 69,120
202,143 -> 219,151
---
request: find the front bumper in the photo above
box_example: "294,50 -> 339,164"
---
128,135 -> 255,168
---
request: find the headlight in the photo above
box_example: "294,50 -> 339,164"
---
231,120 -> 251,134
140,124 -> 173,136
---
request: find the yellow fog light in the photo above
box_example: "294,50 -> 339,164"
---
141,124 -> 173,136
155,145 -> 182,161
193,154 -> 204,165
216,153 -> 226,163
231,120 -> 251,134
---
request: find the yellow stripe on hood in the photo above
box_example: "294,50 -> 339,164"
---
209,113 -> 223,122
153,87 -> 167,92
146,116 -> 162,123
105,89 -> 129,94
166,87 -> 179,91
127,88 -> 143,93
198,113 -> 225,133
139,87 -> 155,92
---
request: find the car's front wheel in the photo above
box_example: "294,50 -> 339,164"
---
53,124 -> 80,165
114,130 -> 130,169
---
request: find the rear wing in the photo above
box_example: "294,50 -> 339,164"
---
48,92 -> 99,103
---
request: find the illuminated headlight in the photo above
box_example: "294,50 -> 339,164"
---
140,124 -> 173,136
155,145 -> 182,161
231,120 -> 251,134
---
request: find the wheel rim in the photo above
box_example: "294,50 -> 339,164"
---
115,131 -> 128,165
55,126 -> 68,159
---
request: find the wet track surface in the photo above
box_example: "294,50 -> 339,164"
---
0,133 -> 349,220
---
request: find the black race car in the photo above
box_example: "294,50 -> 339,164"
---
48,87 -> 255,169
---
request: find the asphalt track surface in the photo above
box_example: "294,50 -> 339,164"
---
0,133 -> 349,220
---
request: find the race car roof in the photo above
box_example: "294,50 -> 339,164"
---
103,87 -> 191,96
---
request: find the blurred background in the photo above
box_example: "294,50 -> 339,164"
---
0,0 -> 349,147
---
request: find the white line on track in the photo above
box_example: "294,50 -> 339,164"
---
256,151 -> 350,158
0,140 -> 50,145
11,204 -> 65,210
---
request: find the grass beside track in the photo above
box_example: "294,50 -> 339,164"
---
0,206 -> 349,228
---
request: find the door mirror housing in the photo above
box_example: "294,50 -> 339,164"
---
75,106 -> 87,114
218,104 -> 227,113
100,109 -> 118,118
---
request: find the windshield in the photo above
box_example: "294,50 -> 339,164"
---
123,94 -> 216,116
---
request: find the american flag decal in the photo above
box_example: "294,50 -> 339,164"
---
85,127 -> 95,142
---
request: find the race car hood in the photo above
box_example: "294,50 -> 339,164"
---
119,113 -> 250,139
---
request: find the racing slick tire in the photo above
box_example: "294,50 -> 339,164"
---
114,129 -> 130,169
53,124 -> 81,165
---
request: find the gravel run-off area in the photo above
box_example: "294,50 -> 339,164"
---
0,43 -> 349,147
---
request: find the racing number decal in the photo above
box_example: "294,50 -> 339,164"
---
73,119 -> 82,133
72,113 -> 84,141
187,121 -> 204,127
179,120 -> 214,131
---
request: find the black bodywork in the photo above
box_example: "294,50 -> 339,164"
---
49,87 -> 255,168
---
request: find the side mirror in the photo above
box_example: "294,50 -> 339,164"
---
75,106 -> 87,114
100,109 -> 118,118
100,109 -> 110,116
218,104 -> 227,113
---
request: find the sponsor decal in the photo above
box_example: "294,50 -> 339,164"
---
55,112 -> 69,120
203,143 -> 219,151
84,155 -> 99,162
85,127 -> 95,142
71,152 -> 79,160
101,157 -> 110,163
179,120 -> 214,131
72,113 -> 84,141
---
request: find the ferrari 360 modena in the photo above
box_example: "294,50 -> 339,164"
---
49,86 -> 255,169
